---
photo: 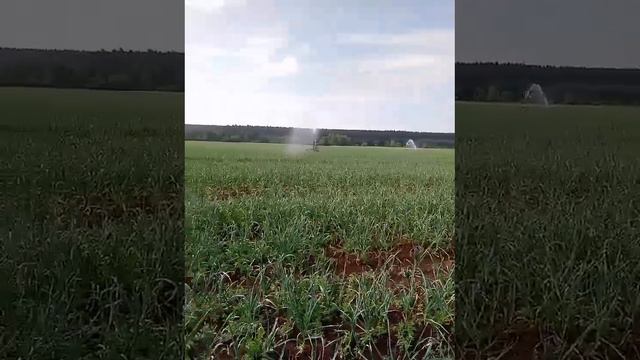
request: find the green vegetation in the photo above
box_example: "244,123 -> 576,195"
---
0,88 -> 183,358
456,102 -> 640,357
186,142 -> 455,359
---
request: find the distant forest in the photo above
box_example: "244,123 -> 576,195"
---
186,124 -> 454,148
0,48 -> 184,91
456,62 -> 640,105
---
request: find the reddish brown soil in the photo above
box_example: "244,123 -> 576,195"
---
213,321 -> 450,360
325,242 -> 454,285
199,240 -> 455,359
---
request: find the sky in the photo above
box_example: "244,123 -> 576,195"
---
0,0 -> 183,51
457,0 -> 640,68
186,0 -> 454,133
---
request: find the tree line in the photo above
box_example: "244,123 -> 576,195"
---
0,48 -> 184,91
456,62 -> 640,105
185,124 -> 454,148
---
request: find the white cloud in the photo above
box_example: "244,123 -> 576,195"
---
187,37 -> 298,91
337,29 -> 454,54
186,2 -> 454,132
245,36 -> 287,48
186,22 -> 302,126
237,35 -> 290,65
324,29 -> 455,107
186,0 -> 246,13
357,54 -> 439,72
263,56 -> 299,77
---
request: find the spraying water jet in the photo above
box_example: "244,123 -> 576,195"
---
524,83 -> 549,106
286,127 -> 318,156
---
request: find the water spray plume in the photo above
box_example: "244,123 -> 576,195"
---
524,83 -> 549,106
286,127 -> 318,156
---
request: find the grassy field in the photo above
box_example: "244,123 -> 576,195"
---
456,102 -> 640,358
185,141 -> 455,359
0,88 -> 183,359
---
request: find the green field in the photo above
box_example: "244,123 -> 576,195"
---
185,141 -> 455,358
13,87 -> 640,358
1,88 -> 183,358
456,102 -> 640,357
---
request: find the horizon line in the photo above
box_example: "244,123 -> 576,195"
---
0,46 -> 184,54
185,123 -> 454,135
456,61 -> 640,71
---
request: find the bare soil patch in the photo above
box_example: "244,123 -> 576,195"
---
325,242 -> 454,284
198,241 -> 454,359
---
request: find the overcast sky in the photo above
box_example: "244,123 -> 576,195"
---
0,0 -> 183,51
186,0 -> 454,132
457,0 -> 640,68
